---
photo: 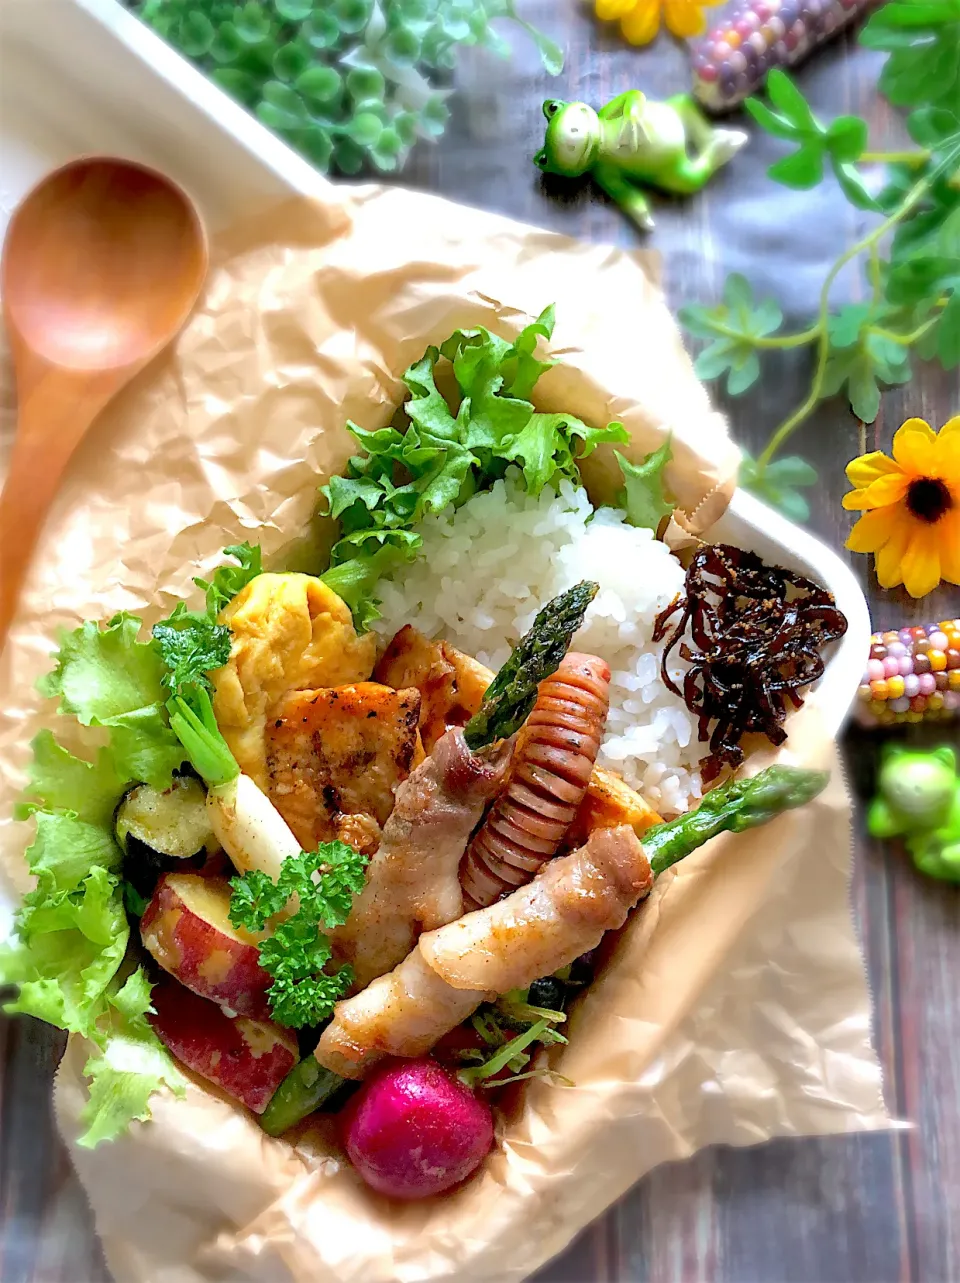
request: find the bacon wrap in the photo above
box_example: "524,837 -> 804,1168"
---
315,949 -> 488,1080
425,824 -> 651,992
333,728 -> 513,991
460,652 -> 611,909
316,825 -> 652,1077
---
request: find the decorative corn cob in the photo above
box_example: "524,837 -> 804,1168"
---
854,620 -> 960,728
690,0 -> 877,113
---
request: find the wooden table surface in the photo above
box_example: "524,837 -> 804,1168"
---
2,3 -> 958,1281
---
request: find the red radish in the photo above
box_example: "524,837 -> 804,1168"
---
344,1057 -> 494,1200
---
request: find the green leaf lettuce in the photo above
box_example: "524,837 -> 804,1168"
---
320,307 -> 628,628
1,616 -> 190,1145
614,439 -> 675,532
38,614 -> 183,790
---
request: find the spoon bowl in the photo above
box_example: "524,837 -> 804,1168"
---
0,156 -> 208,646
3,158 -> 207,369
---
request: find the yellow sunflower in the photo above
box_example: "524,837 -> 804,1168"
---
595,0 -> 718,44
844,415 -> 960,599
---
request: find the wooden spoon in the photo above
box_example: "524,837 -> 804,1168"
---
0,156 -> 208,647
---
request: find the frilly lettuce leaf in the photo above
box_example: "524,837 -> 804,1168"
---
2,615 -> 190,1145
193,541 -> 262,617
15,730 -> 124,826
3,858 -> 128,1034
502,413 -> 629,496
318,544 -> 404,635
320,306 -> 628,629
5,552 -> 261,1145
78,969 -> 185,1149
16,809 -> 121,898
38,613 -> 183,790
614,438 -> 676,533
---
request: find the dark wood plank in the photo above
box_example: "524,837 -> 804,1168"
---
3,2 -> 958,1281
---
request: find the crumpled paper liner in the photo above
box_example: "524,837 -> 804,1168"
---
0,183 -> 887,1283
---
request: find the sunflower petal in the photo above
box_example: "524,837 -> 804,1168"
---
938,509 -> 960,586
663,0 -> 709,37
842,473 -> 909,510
620,0 -> 662,43
874,510 -> 912,589
935,415 -> 960,482
900,525 -> 942,599
892,418 -> 937,476
596,0 -> 639,18
846,507 -> 896,555
861,473 -> 910,507
842,489 -> 876,510
845,451 -> 900,489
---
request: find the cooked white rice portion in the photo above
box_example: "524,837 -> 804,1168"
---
373,469 -> 704,815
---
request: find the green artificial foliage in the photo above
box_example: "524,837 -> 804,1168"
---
679,1 -> 960,519
126,0 -> 562,175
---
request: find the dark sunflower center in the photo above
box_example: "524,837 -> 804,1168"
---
906,477 -> 952,524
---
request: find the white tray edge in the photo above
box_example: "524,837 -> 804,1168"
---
3,0 -> 871,743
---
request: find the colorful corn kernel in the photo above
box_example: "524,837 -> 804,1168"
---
853,620 -> 960,728
690,0 -> 878,112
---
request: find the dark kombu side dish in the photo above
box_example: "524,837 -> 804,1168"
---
654,544 -> 849,781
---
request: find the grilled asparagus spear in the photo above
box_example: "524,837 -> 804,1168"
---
644,764 -> 830,875
463,580 -> 599,750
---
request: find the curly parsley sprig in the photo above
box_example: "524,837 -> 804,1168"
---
152,542 -> 262,699
229,840 -> 368,1029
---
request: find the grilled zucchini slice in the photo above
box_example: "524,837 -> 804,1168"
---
116,776 -> 214,860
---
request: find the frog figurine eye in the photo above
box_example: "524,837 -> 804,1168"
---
542,99 -> 565,120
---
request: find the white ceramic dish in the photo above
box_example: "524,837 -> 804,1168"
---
0,0 -> 870,750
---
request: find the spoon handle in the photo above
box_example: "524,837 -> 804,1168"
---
0,366 -> 119,648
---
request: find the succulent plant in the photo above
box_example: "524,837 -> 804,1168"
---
128,0 -> 562,175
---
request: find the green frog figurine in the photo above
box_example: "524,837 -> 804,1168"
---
534,92 -> 748,231
867,745 -> 960,883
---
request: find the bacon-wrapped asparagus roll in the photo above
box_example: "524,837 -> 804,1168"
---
311,766 -> 827,1089
317,825 -> 644,1078
334,729 -> 513,991
330,582 -> 601,991
315,949 -> 489,1080
431,824 -> 649,992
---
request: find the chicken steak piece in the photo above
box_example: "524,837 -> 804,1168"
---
265,683 -> 421,850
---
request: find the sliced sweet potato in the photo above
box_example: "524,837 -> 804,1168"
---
149,976 -> 298,1115
140,873 -> 272,1020
567,766 -> 663,848
265,682 -> 421,850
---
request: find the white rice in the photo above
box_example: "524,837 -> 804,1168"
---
373,469 -> 704,815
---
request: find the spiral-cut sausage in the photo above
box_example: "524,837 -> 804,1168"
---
460,652 -> 611,909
